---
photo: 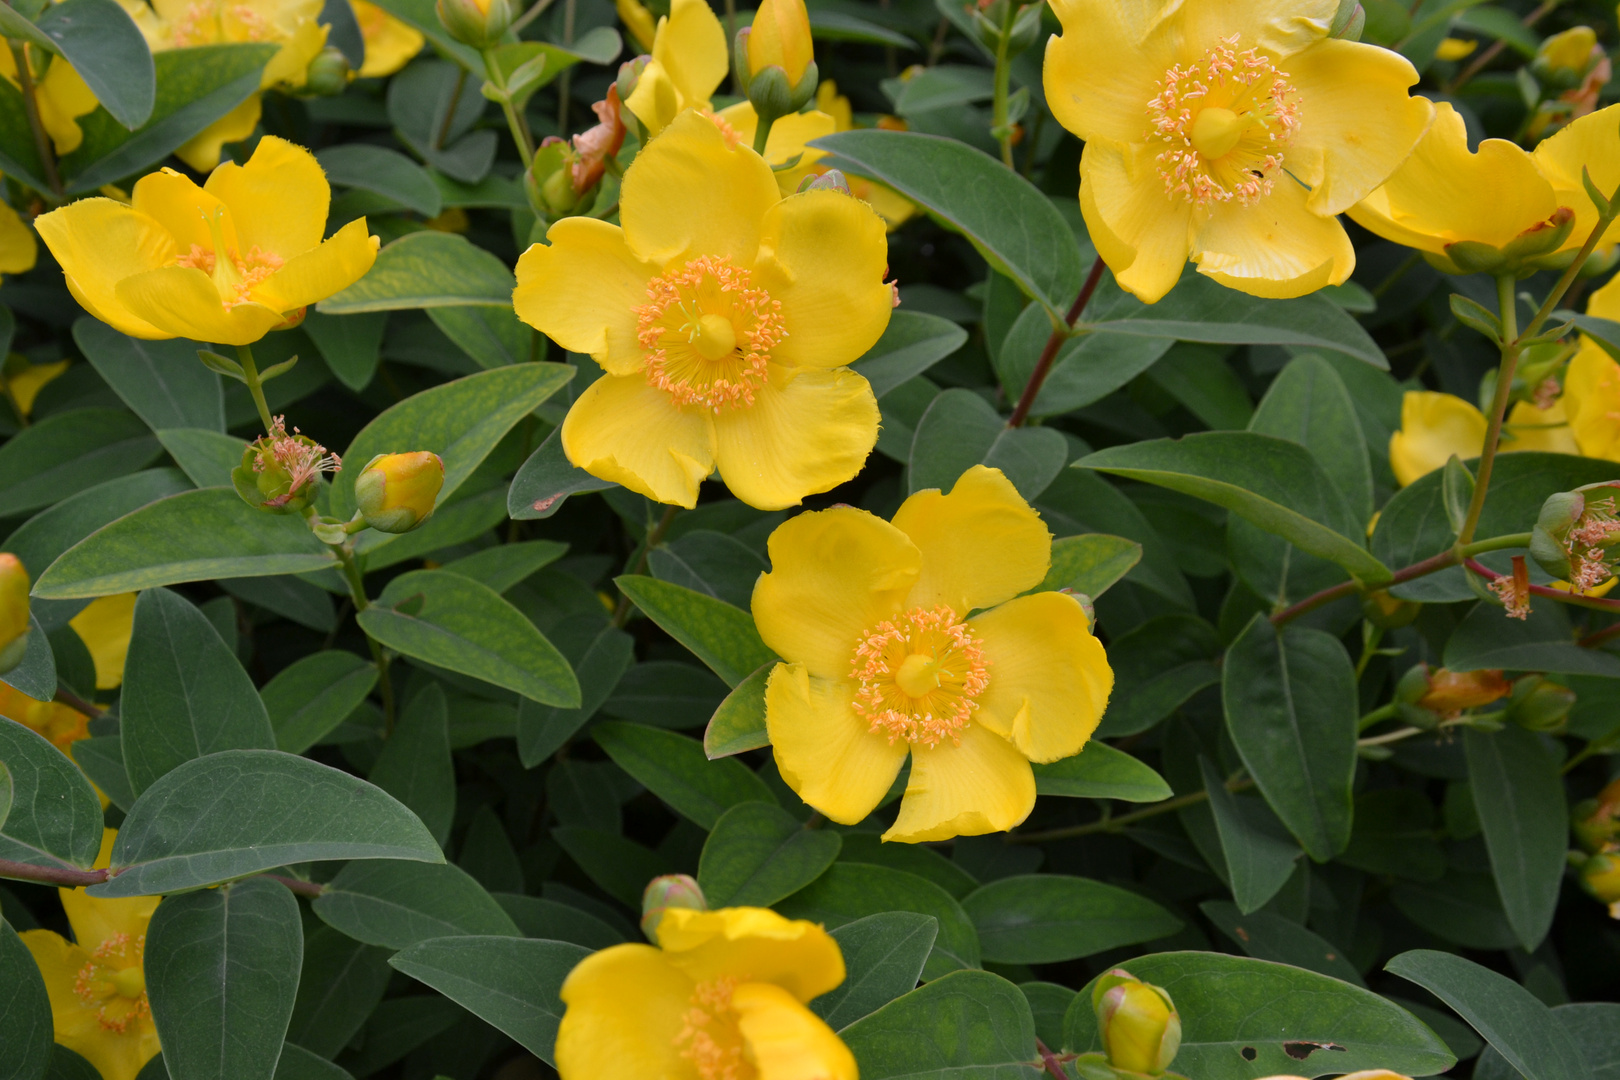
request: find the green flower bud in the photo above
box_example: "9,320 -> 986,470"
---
1394,663 -> 1432,705
354,452 -> 445,534
0,552 -> 30,675
435,0 -> 512,48
1530,490 -> 1587,580
640,873 -> 707,939
1330,1 -> 1365,41
1092,970 -> 1180,1076
1505,675 -> 1575,733
304,46 -> 352,97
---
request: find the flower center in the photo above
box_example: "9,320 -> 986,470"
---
73,933 -> 151,1034
173,207 -> 284,308
635,255 -> 786,411
1145,35 -> 1301,207
674,976 -> 755,1080
851,606 -> 990,748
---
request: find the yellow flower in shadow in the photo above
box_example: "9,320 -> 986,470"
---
1389,390 -> 1577,487
68,592 -> 137,691
350,0 -> 424,77
0,682 -> 90,755
0,51 -> 98,156
1566,271 -> 1620,462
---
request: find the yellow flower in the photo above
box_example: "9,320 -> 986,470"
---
0,51 -> 98,156
0,359 -> 65,420
747,0 -> 813,86
554,905 -> 855,1080
753,466 -> 1114,842
1435,37 -> 1477,62
35,136 -> 378,346
351,0 -> 424,78
1388,390 -> 1577,487
355,451 -> 444,533
68,592 -> 137,691
0,194 -> 36,278
121,0 -> 329,170
1044,0 -> 1432,302
0,552 -> 30,672
513,110 -> 891,511
1565,271 -> 1620,461
623,0 -> 727,138
714,102 -> 836,195
616,0 -> 656,52
0,683 -> 90,754
21,830 -> 160,1080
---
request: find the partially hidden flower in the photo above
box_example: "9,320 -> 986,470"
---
622,0 -> 728,138
616,0 -> 657,53
0,358 -> 65,422
0,553 -> 30,673
813,81 -> 915,230
752,465 -> 1114,842
355,451 -> 444,533
0,192 -> 37,279
35,136 -> 378,346
712,102 -> 837,195
513,109 -> 891,511
20,829 -> 161,1080
1415,666 -> 1512,716
0,682 -> 90,754
1387,390 -> 1576,487
351,0 -> 425,78
68,593 -> 137,692
1434,37 -> 1477,62
435,0 -> 513,48
0,50 -> 98,156
1043,0 -> 1432,302
1565,271 -> 1620,461
554,905 -> 855,1080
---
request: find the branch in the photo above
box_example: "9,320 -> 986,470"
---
1007,259 -> 1107,427
0,859 -> 109,887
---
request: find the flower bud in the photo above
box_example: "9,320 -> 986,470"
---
1092,969 -> 1180,1076
0,553 -> 30,675
747,0 -> 813,86
1417,667 -> 1513,715
1573,778 -> 1620,853
304,46 -> 353,97
1505,675 -> 1575,733
640,873 -> 706,939
355,452 -> 444,534
1361,589 -> 1420,629
1534,26 -> 1600,87
1330,1 -> 1365,41
1577,850 -> 1620,915
435,0 -> 512,48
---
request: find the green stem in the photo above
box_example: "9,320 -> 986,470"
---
1357,702 -> 1401,732
236,343 -> 275,434
1355,624 -> 1385,680
1461,531 -> 1534,556
752,115 -> 776,156
334,542 -> 396,733
1358,725 -> 1424,749
483,50 -> 535,169
990,11 -> 1014,168
611,504 -> 680,628
1457,275 -> 1521,546
9,42 -> 61,198
556,0 -> 577,130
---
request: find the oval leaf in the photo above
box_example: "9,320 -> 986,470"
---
960,874 -> 1182,964
312,860 -> 520,950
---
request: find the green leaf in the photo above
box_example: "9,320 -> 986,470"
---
697,801 -> 842,907
301,312 -> 387,392
850,310 -> 968,398
1029,741 -> 1172,802
1200,757 -> 1302,915
1250,354 -> 1373,521
146,878 -> 304,1080
121,587 -> 274,797
1386,950 -> 1587,1080
884,64 -> 994,114
809,9 -> 917,48
839,832 -> 981,900
704,663 -> 771,758
1080,433 -> 1390,585
73,321 -> 223,432
961,873 -> 1181,964
220,574 -> 335,632
496,893 -> 625,949
649,531 -> 768,610
908,388 -> 1068,500
550,826 -> 674,906
517,620 -> 634,767
0,408 -> 160,518
35,0 -> 153,128
1391,871 -> 1520,951
319,231 -> 516,314
1,615 -> 55,701
593,721 -> 774,829
0,918 -> 52,1080
1200,901 -> 1365,986
359,570 -> 579,707
1032,534 -> 1141,598
1474,1004 -> 1620,1080
1339,789 -> 1444,882
813,912 -> 938,1031
812,130 -> 1085,320
353,486 -> 509,572
286,925 -> 392,1059
1223,616 -> 1357,861
264,651 -> 380,755
507,428 -> 616,520
388,936 -> 590,1067
443,540 -> 568,593
93,749 -> 444,898
841,969 -> 1037,1080
368,684 -> 456,847
1064,951 -> 1456,1079
1463,727 -> 1568,951
317,144 -> 442,217
429,305 -> 534,370
995,286 -> 1173,418
33,488 -> 338,600
313,860 -> 519,949
330,363 -> 571,520
615,575 -> 777,687
154,428 -> 245,488
0,719 -> 103,873
0,762 -> 10,832
367,0 -> 479,69
1443,600 -> 1620,677
70,735 -> 134,813
1097,614 -> 1220,738
778,862 -> 980,980
60,44 -> 277,193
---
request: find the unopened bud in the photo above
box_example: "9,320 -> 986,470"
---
1505,675 -> 1575,732
435,0 -> 512,48
1330,0 -> 1364,41
1394,663 -> 1432,705
354,452 -> 444,534
304,47 -> 352,96
1577,850 -> 1620,915
1093,969 -> 1180,1076
0,553 -> 29,675
1418,667 -> 1513,715
797,168 -> 851,196
1573,778 -> 1620,853
747,0 -> 813,86
1534,26 -> 1600,87
640,873 -> 706,939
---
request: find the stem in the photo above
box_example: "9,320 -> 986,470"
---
1579,622 -> 1620,648
9,43 -> 61,197
1354,624 -> 1384,679
437,67 -> 467,150
263,873 -> 324,897
990,10 -> 1014,168
1357,702 -> 1400,732
725,0 -> 739,95
1456,275 -> 1521,545
1035,1041 -> 1069,1080
1359,725 -> 1424,749
1446,0 -> 1558,93
1009,778 -> 1254,844
1007,260 -> 1107,427
752,115 -> 776,156
54,686 -> 104,718
335,543 -> 396,732
483,50 -> 535,169
0,859 -> 108,887
509,0 -> 560,36
236,343 -> 276,434
556,0 -> 577,130
611,504 -> 680,628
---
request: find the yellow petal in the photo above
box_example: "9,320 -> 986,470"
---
68,593 -> 136,691
263,16 -> 329,88
34,198 -> 176,339
559,372 -> 715,508
20,928 -> 161,1080
61,887 -> 158,956
755,188 -> 892,370
4,359 -> 66,416
175,94 -> 262,173
1388,391 -> 1486,487
1502,397 -> 1578,455
752,506 -> 920,678
655,906 -> 845,1003
555,943 -> 692,1080
1279,38 -> 1430,217
1079,139 -> 1193,304
1588,266 -> 1620,320
1042,0 -> 1174,145
615,0 -> 657,52
624,59 -> 682,137
967,591 -> 1113,764
619,108 -> 781,268
883,720 -> 1035,842
130,167 -> 238,255
114,266 -> 287,346
1174,0 -> 1339,58
765,662 -> 908,825
252,217 -> 379,311
734,982 -> 858,1080
36,60 -> 98,156
1566,342 -> 1620,461
712,366 -> 879,511
1191,175 -> 1355,299
652,0 -> 727,109
1532,102 -> 1620,256
891,465 -> 1051,616
352,0 -> 424,77
0,199 -> 36,276
715,103 -> 834,194
513,216 -> 657,376
205,135 -> 329,259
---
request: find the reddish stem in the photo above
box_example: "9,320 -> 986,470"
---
0,859 -> 109,887
1035,1039 -> 1070,1080
1463,557 -> 1620,615
1271,548 -> 1462,626
1007,259 -> 1108,428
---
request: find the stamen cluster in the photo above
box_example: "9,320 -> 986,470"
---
72,933 -> 149,1034
252,415 -> 341,508
850,605 -> 990,748
674,975 -> 751,1080
636,256 -> 786,411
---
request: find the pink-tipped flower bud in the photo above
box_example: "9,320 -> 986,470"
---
0,553 -> 29,674
640,873 -> 707,939
1093,969 -> 1181,1076
354,452 -> 444,534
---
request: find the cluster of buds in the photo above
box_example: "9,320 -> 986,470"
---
354,452 -> 445,534
640,873 -> 706,939
736,0 -> 818,140
527,87 -> 628,219
0,553 -> 29,675
1572,778 -> 1620,919
1526,26 -> 1611,140
233,416 -> 342,515
436,0 -> 513,48
1530,482 -> 1620,595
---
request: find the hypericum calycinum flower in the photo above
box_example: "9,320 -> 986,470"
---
0,552 -> 30,673
514,109 -> 891,511
1093,970 -> 1181,1076
1566,273 -> 1620,462
21,830 -> 161,1080
1388,390 -> 1576,487
351,0 -> 424,77
622,0 -> 728,137
616,0 -> 656,52
35,136 -> 378,346
555,905 -> 856,1080
753,466 -> 1113,842
355,451 -> 445,533
1043,0 -> 1431,302
68,592 -> 137,692
0,50 -> 97,156
1410,665 -> 1512,716
0,682 -> 90,754
234,415 -> 342,514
